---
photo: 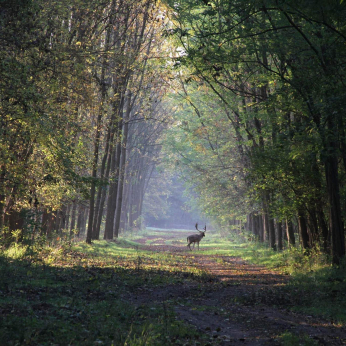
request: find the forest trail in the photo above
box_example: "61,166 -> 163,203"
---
127,230 -> 346,345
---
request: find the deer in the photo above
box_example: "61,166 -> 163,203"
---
187,223 -> 206,251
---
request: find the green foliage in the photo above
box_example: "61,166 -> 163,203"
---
162,85 -> 249,222
0,0 -> 95,225
279,332 -> 318,346
162,0 -> 346,262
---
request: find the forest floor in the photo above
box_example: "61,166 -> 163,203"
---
126,230 -> 346,346
2,229 -> 346,345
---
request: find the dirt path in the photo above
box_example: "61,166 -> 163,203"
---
127,232 -> 346,345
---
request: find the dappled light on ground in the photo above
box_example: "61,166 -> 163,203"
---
125,229 -> 346,345
2,229 -> 346,345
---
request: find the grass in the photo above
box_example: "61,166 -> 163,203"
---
0,234 -> 219,346
1,227 -> 346,345
126,228 -> 346,324
279,332 -> 318,346
133,228 -> 345,324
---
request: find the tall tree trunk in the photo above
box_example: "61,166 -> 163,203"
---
93,124 -> 117,239
92,126 -> 112,240
76,204 -> 85,237
276,220 -> 283,251
70,202 -> 77,236
325,152 -> 345,264
104,120 -> 123,239
86,18 -> 112,244
257,214 -> 264,242
317,207 -> 329,253
263,212 -> 269,243
286,219 -> 295,246
263,193 -> 276,250
0,169 -> 6,233
253,213 -> 260,240
298,209 -> 310,249
65,204 -> 71,230
268,216 -> 276,250
114,95 -> 131,238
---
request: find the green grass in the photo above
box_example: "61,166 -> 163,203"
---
124,228 -> 346,324
0,235 -> 218,346
136,229 -> 346,324
279,332 -> 318,346
1,227 -> 346,346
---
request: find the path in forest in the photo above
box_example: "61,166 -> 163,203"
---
127,231 -> 346,345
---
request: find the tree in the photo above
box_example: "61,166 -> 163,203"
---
163,0 -> 346,262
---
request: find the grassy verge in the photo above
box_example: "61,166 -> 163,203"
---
206,230 -> 346,325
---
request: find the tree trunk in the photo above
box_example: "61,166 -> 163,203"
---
114,95 -> 131,238
298,209 -> 310,249
104,120 -> 123,240
276,220 -> 283,251
76,205 -> 85,237
93,144 -> 113,239
286,219 -> 295,246
92,113 -> 116,239
0,169 -> 6,233
263,212 -> 269,243
268,216 -> 276,250
325,153 -> 345,264
317,207 -> 329,253
70,202 -> 77,236
257,214 -> 264,242
86,17 -> 113,244
65,204 -> 71,230
263,193 -> 276,250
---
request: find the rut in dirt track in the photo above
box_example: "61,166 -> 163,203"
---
127,232 -> 346,345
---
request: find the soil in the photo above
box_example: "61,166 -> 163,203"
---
126,231 -> 346,345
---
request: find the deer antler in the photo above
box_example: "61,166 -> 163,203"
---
196,223 -> 206,233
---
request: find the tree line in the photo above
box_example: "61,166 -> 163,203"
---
163,0 -> 346,264
0,0 -> 172,244
2,0 -> 346,266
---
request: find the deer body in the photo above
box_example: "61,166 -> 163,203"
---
187,223 -> 206,250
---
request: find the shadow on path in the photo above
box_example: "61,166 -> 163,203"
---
127,232 -> 346,345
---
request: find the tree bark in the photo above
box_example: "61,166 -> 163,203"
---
114,95 -> 131,238
298,209 -> 310,249
268,216 -> 276,250
276,220 -> 283,251
285,219 -> 295,246
70,202 -> 77,236
325,153 -> 345,264
104,120 -> 123,239
86,14 -> 113,244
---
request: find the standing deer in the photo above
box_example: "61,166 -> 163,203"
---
187,223 -> 206,250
